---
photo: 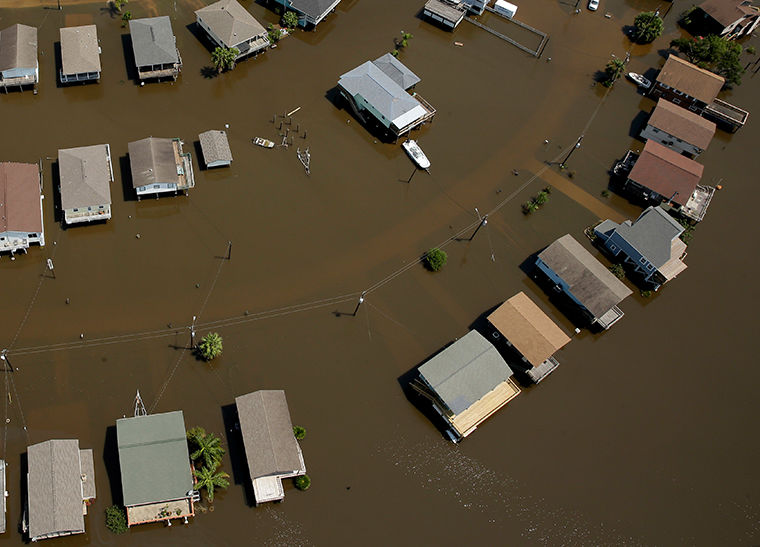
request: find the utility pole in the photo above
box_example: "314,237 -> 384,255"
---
352,291 -> 367,316
560,135 -> 584,169
190,316 -> 197,348
407,167 -> 418,184
226,241 -> 232,260
0,350 -> 13,372
469,208 -> 488,241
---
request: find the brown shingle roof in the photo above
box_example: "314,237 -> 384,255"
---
487,292 -> 571,367
699,0 -> 759,26
60,25 -> 100,76
656,55 -> 724,103
127,137 -> 179,189
647,98 -> 716,150
0,162 -> 42,234
58,144 -> 113,210
628,140 -> 704,206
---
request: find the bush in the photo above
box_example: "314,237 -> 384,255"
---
632,12 -> 664,44
601,189 -> 610,198
282,11 -> 299,29
293,425 -> 306,440
640,289 -> 653,298
747,45 -> 757,55
424,248 -> 447,272
295,474 -> 311,490
609,264 -> 625,279
105,505 -> 128,535
198,332 -> 223,361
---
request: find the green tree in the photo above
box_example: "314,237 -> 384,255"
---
294,474 -> 311,490
211,47 -> 239,73
602,57 -> 626,87
121,11 -> 132,27
609,264 -> 625,279
193,465 -> 230,503
293,425 -> 306,440
632,11 -> 663,44
424,248 -> 447,272
105,505 -> 128,534
268,28 -> 282,43
187,427 -> 226,469
282,11 -> 299,29
198,332 -> 223,360
670,35 -> 744,85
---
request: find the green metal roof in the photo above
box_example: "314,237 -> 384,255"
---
116,411 -> 193,507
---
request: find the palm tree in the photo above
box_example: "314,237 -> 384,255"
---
193,465 -> 230,503
211,47 -> 239,73
187,427 -> 226,469
603,58 -> 626,87
198,332 -> 223,360
632,12 -> 663,44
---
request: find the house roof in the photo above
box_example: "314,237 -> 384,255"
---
538,234 -> 632,318
656,55 -> 725,104
195,0 -> 266,46
487,292 -> 571,368
199,130 -> 233,164
699,0 -> 759,26
127,137 -> 180,189
0,162 -> 43,235
424,0 -> 466,23
0,24 -> 37,72
372,53 -> 421,89
647,98 -> 716,150
628,140 -> 704,207
129,17 -> 179,67
288,0 -> 339,19
419,330 -> 515,415
235,390 -> 304,479
339,59 -> 426,129
116,411 -> 193,507
59,144 -> 112,210
60,25 -> 100,75
27,440 -> 87,540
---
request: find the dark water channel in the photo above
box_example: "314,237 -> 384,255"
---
0,0 -> 759,544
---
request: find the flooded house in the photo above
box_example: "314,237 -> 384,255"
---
640,98 -> 716,158
691,0 -> 760,39
24,439 -> 95,542
59,25 -> 101,84
338,53 -> 436,140
594,206 -> 688,291
199,130 -> 233,168
129,17 -> 182,81
0,24 -> 38,90
58,144 -> 114,224
0,162 -> 45,255
534,234 -> 632,330
116,410 -> 195,527
422,0 -> 467,29
486,292 -> 571,384
411,330 -> 521,442
271,0 -> 342,27
619,140 -> 713,222
650,54 -> 748,131
195,0 -> 270,61
235,390 -> 306,505
127,137 -> 195,199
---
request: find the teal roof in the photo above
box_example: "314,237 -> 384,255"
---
116,411 -> 193,507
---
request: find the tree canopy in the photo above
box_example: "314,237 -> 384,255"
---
187,427 -> 226,469
211,47 -> 239,73
193,465 -> 230,502
282,11 -> 299,29
602,57 -> 626,87
670,35 -> 744,86
632,12 -> 664,44
198,332 -> 223,360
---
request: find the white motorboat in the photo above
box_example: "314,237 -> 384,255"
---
402,139 -> 430,170
252,137 -> 275,148
627,72 -> 652,89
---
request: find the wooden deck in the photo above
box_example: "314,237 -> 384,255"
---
127,498 -> 193,526
450,378 -> 520,438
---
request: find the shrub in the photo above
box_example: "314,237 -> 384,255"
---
282,11 -> 299,29
424,248 -> 447,272
293,425 -> 306,440
640,289 -> 653,298
609,264 -> 625,279
601,189 -> 610,198
295,474 -> 311,490
747,45 -> 757,55
105,505 -> 128,535
199,332 -> 223,361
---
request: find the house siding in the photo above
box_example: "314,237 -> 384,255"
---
640,124 -> 703,157
595,231 -> 658,286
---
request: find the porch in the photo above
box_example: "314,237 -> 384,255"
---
394,93 -> 437,136
60,70 -> 99,83
595,305 -> 625,330
704,98 -> 749,131
678,184 -> 715,222
526,356 -> 560,384
126,498 -> 193,527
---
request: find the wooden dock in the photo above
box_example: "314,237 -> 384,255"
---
465,8 -> 549,58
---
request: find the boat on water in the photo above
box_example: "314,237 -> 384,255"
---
626,72 -> 652,89
253,137 -> 275,148
402,139 -> 430,170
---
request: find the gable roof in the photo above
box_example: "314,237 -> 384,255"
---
27,440 -> 86,540
195,0 -> 266,46
628,140 -> 704,207
116,411 -> 193,507
288,0 -> 339,18
235,390 -> 304,479
127,137 -> 180,188
129,17 -> 179,67
0,24 -> 37,72
647,98 -> 716,150
0,162 -> 43,234
199,130 -> 233,164
699,0 -> 759,26
60,25 -> 100,75
656,55 -> 725,104
59,144 -> 113,210
419,330 -> 515,415
488,292 -> 571,367
372,53 -> 420,89
538,234 -> 632,318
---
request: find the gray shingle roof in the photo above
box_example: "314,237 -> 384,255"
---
196,0 -> 266,47
419,330 -> 514,415
117,411 -> 193,507
127,137 -> 180,189
288,0 -> 339,19
372,53 -> 420,89
199,130 -> 233,164
60,25 -> 100,75
235,390 -> 304,479
59,144 -> 112,210
0,24 -> 37,72
538,234 -> 632,318
27,440 -> 87,541
129,17 -> 179,67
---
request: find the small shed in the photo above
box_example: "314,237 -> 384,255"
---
199,130 -> 233,168
494,0 -> 518,18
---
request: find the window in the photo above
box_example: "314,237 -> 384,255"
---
28,233 -> 35,238
87,207 -> 92,211
154,184 -> 160,189
673,98 -> 681,105
639,257 -> 648,265
73,208 -> 78,212
646,264 -> 654,271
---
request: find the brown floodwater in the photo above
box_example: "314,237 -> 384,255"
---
0,0 -> 759,544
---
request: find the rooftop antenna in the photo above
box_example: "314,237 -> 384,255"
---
134,390 -> 147,417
